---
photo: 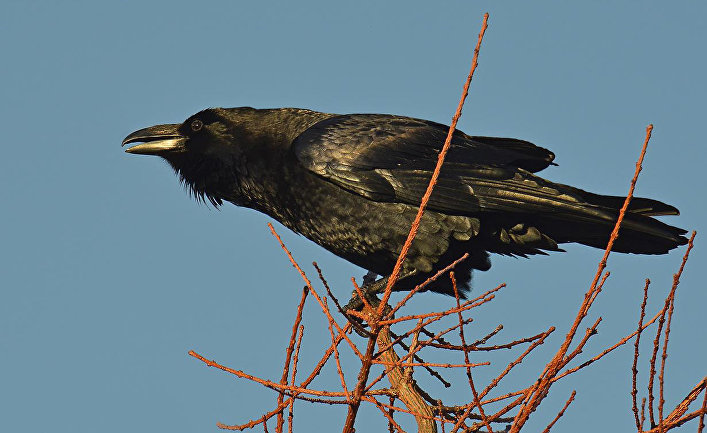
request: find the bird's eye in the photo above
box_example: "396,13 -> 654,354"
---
191,119 -> 203,132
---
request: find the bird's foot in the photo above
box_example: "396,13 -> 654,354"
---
343,275 -> 394,337
342,269 -> 418,337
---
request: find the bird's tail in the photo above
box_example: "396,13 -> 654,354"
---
535,193 -> 688,254
459,169 -> 687,255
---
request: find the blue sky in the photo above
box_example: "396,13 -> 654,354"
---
1,1 -> 705,432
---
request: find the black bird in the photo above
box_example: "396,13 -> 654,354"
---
123,107 -> 687,296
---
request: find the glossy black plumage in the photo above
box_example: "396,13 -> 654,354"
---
123,107 -> 688,296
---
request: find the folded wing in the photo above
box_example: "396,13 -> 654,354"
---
293,114 -> 686,254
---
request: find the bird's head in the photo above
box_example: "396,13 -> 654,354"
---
123,107 -> 257,206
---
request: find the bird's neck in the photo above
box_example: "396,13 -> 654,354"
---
215,108 -> 334,220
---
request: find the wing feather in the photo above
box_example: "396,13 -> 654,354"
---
293,114 -> 558,213
292,113 -> 680,223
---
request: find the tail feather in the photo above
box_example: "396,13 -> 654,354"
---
537,208 -> 688,255
465,171 -> 687,254
566,188 -> 681,217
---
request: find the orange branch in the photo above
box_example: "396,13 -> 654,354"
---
509,124 -> 653,433
381,291 -> 497,326
554,307 -> 663,382
479,327 -> 554,400
387,254 -> 470,320
450,272 -> 493,433
633,279 -> 651,432
649,291 -> 670,427
276,287 -> 308,433
541,390 -> 576,433
378,12 -> 489,313
371,360 -> 490,369
288,325 -> 304,433
662,377 -> 706,427
268,223 -> 364,361
189,350 -> 349,398
371,398 -> 409,433
698,382 -> 706,433
379,284 -> 504,356
660,232 -> 696,431
322,297 -> 351,400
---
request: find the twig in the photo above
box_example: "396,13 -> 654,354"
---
389,331 -> 453,387
450,272 -> 493,433
641,397 -> 647,432
438,401 -> 446,433
425,329 -> 547,352
644,407 -> 707,433
553,307 -> 664,382
323,297 -> 351,400
649,232 -> 696,429
381,292 -> 497,326
378,12 -> 489,313
365,397 -> 449,425
632,279 -> 651,432
371,398 -> 409,433
276,287 -> 309,433
212,321 -> 351,430
509,124 -> 654,433
659,232 -> 696,431
698,383 -> 706,433
649,293 -> 670,428
386,254 -> 470,320
662,378 -> 706,427
479,327 -> 555,400
189,350 -> 351,398
364,286 -> 504,394
390,396 -> 397,433
541,390 -> 576,433
268,223 -> 364,360
288,325 -> 304,433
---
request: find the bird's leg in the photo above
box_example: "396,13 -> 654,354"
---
343,269 -> 418,336
364,268 -> 418,297
343,274 -> 386,313
362,270 -> 378,286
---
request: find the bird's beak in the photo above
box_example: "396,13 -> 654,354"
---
122,124 -> 187,155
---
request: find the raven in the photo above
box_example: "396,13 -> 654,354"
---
123,107 -> 687,296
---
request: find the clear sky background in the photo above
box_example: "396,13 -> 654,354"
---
2,1 -> 705,432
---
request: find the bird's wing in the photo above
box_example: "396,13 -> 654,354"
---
292,114 -> 563,213
293,113 -> 685,254
293,113 -> 679,217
